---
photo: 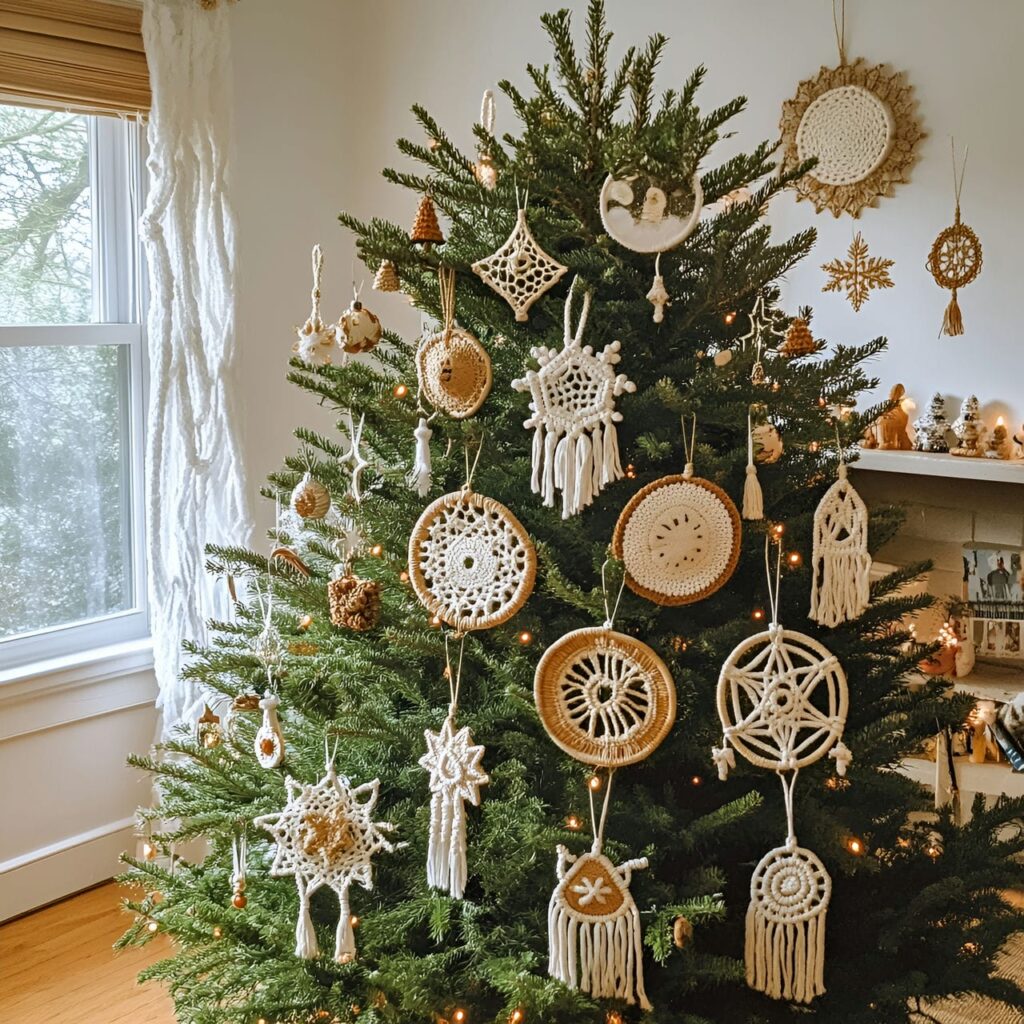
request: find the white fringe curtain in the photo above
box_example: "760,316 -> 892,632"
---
141,0 -> 251,732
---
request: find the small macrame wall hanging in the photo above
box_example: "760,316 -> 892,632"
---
810,439 -> 870,627
512,277 -> 636,518
419,635 -> 489,899
472,195 -> 568,321
779,0 -> 923,218
821,231 -> 894,311
292,244 -> 336,366
714,539 -> 851,1004
408,445 -> 537,632
534,568 -> 675,1009
597,170 -> 703,322
612,416 -> 741,606
254,744 -> 401,963
927,143 -> 982,337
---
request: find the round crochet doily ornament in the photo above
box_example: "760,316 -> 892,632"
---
408,489 -> 536,632
613,474 -> 742,606
534,626 -> 676,767
795,85 -> 894,186
598,172 -> 703,254
750,844 -> 831,926
717,625 -> 848,772
416,327 -> 492,420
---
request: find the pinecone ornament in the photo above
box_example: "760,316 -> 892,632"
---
328,574 -> 382,631
291,473 -> 331,519
780,306 -> 816,357
373,260 -> 400,292
410,195 -> 444,246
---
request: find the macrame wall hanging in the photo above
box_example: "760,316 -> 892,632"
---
512,277 -> 636,518
779,0 -> 923,218
534,567 -> 676,1009
293,244 -> 337,366
254,742 -> 401,963
472,194 -> 568,321
612,416 -> 741,605
408,443 -> 537,632
927,142 -> 982,337
809,435 -> 871,627
714,539 -> 851,1004
419,634 -> 489,898
597,170 -> 703,322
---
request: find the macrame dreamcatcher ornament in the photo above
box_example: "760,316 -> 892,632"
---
292,244 -> 336,366
598,170 -> 703,322
254,747 -> 401,962
416,267 -> 492,420
472,199 -> 568,321
419,637 -> 489,898
927,143 -> 982,337
513,278 -> 636,518
536,568 -> 674,1009
254,692 -> 285,768
810,444 -> 870,627
779,1 -> 923,218
336,292 -> 382,355
408,450 -> 537,632
473,89 -> 499,190
613,417 -> 741,605
714,540 -> 851,1004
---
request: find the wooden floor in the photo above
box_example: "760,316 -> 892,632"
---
0,882 -> 175,1024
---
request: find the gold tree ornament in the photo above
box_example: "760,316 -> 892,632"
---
410,194 -> 444,246
927,144 -> 982,337
821,232 -> 894,311
372,259 -> 400,293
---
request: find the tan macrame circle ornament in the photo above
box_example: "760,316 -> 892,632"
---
408,489 -> 536,632
534,626 -> 676,767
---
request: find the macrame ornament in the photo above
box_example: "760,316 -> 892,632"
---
416,268 -> 492,420
254,692 -> 285,768
255,753 -> 400,962
410,194 -> 444,247
473,89 -> 499,190
341,411 -> 370,505
715,541 -> 851,1004
291,472 -> 331,520
779,2 -> 923,218
372,259 -> 400,292
612,417 -> 741,605
293,244 -> 336,366
821,232 -> 894,312
408,484 -> 536,632
598,171 -> 703,323
328,565 -> 382,632
407,416 -> 434,497
743,413 -> 764,522
336,294 -> 382,355
230,828 -> 248,909
472,201 -> 568,321
513,278 -> 636,518
927,144 -> 982,337
810,449 -> 870,627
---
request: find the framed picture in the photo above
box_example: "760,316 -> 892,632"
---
963,544 -> 1024,661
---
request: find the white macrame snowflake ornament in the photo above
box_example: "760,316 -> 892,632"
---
513,278 -> 636,518
419,717 -> 489,899
472,208 -> 568,322
254,766 -> 400,962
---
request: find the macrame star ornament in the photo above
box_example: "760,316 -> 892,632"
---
513,277 -> 636,518
419,716 -> 489,898
472,206 -> 568,321
822,232 -> 894,312
254,764 -> 400,962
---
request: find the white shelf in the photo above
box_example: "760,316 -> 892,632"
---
900,754 -> 1024,798
952,662 -> 1024,704
853,448 -> 1024,484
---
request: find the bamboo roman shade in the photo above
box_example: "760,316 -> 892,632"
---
0,0 -> 149,116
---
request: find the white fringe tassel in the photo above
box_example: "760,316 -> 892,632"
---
427,789 -> 468,899
536,421 -> 624,519
745,900 -> 826,1003
742,414 -> 764,521
334,886 -> 356,962
295,886 -> 319,959
407,417 -> 433,498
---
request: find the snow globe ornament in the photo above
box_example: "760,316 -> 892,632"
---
599,171 -> 703,322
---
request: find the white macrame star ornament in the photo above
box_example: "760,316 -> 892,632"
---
254,765 -> 400,962
419,716 -> 489,898
513,277 -> 636,518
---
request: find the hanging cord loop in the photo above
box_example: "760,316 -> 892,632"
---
681,413 -> 698,478
763,532 -> 784,626
480,89 -> 495,135
310,243 -> 324,321
564,276 -> 592,346
462,433 -> 485,492
779,769 -> 800,848
588,768 -> 616,853
600,557 -> 627,630
443,631 -> 468,720
832,0 -> 847,66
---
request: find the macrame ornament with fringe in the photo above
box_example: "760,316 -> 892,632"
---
292,244 -> 336,366
810,457 -> 870,627
743,413 -> 764,521
407,416 -> 433,497
513,277 -> 636,518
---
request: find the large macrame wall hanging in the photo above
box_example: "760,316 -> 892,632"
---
598,170 -> 703,322
512,277 -> 636,518
714,540 -> 851,1004
809,442 -> 870,628
927,143 -> 983,337
779,0 -> 923,218
612,417 -> 741,606
534,569 -> 675,1009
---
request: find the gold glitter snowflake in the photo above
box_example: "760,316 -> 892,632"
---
821,233 -> 894,312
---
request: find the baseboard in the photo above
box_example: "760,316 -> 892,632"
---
0,817 -> 136,921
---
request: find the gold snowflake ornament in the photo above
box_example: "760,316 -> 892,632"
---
821,232 -> 894,312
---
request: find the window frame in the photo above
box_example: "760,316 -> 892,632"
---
0,108 -> 149,671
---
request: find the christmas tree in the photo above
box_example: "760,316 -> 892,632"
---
121,5 -> 1024,1022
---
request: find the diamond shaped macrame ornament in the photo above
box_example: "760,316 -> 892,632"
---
472,208 -> 568,322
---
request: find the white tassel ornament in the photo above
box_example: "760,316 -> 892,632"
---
742,414 -> 764,521
407,417 -> 433,498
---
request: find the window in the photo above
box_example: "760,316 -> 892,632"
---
0,103 -> 147,669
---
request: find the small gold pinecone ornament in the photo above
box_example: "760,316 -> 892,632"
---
373,259 -> 400,292
328,573 -> 382,631
337,299 -> 383,355
779,306 -> 816,357
291,472 -> 330,519
410,194 -> 444,246
673,915 -> 694,949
